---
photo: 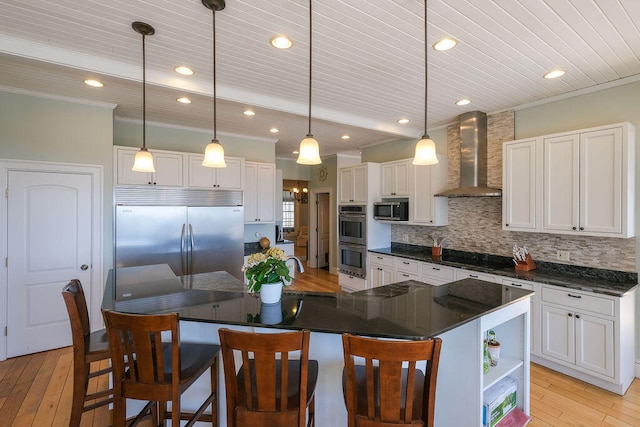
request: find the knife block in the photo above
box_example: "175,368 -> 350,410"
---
515,253 -> 536,271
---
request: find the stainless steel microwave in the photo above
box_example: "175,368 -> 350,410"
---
373,198 -> 408,221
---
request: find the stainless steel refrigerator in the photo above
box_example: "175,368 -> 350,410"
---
114,187 -> 244,280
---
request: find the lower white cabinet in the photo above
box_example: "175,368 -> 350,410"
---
368,254 -> 394,288
533,284 -> 635,395
421,262 -> 455,286
339,272 -> 367,293
454,269 -> 498,282
502,279 -> 538,355
395,258 -> 420,282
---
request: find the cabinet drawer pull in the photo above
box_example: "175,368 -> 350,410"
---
432,267 -> 440,271
510,282 -> 522,287
402,274 -> 409,277
403,261 -> 410,265
469,274 -> 479,278
567,293 -> 582,299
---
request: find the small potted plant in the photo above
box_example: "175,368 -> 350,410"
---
487,330 -> 501,367
243,246 -> 293,303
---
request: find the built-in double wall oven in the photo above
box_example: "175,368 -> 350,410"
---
338,205 -> 367,278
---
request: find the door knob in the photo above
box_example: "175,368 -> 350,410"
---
81,264 -> 89,271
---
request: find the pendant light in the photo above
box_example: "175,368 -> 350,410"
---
202,0 -> 227,168
296,0 -> 321,165
412,0 -> 439,166
131,22 -> 156,173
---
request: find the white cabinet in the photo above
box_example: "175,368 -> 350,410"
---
339,272 -> 367,293
502,139 -> 540,231
381,159 -> 410,197
368,253 -> 394,288
502,122 -> 635,238
543,125 -> 633,237
534,284 -> 636,394
186,154 -> 244,190
115,146 -> 184,186
502,279 -> 538,354
244,162 -> 275,223
454,269 -> 498,283
421,262 -> 455,286
395,258 -> 420,282
339,164 -> 368,204
409,155 -> 448,225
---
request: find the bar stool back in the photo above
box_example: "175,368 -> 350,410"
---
102,310 -> 219,427
62,279 -> 113,427
218,328 -> 318,427
342,334 -> 442,427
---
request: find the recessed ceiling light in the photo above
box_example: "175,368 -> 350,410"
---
177,97 -> 192,104
270,35 -> 293,49
243,109 -> 256,116
397,118 -> 410,124
174,66 -> 194,76
544,69 -> 566,79
269,128 -> 280,133
84,79 -> 103,88
341,135 -> 350,140
433,37 -> 457,51
456,99 -> 471,106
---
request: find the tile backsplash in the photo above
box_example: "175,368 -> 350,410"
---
392,185 -> 636,272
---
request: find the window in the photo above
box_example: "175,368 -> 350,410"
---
282,191 -> 295,230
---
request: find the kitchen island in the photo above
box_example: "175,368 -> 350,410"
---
103,266 -> 533,426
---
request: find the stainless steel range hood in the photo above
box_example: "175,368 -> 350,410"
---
435,110 -> 502,197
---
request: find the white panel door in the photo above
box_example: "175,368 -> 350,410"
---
541,304 -> 575,364
575,313 -> 614,378
7,171 -> 92,357
503,139 -> 538,230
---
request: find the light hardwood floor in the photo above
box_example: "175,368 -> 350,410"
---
1,264 -> 638,426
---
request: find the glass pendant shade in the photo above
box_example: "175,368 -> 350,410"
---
296,134 -> 321,165
412,135 -> 439,165
202,139 -> 227,167
132,147 -> 156,172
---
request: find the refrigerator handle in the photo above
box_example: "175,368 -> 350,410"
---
180,223 -> 186,275
188,223 -> 195,274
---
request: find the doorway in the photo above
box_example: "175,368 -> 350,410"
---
0,160 -> 103,360
308,188 -> 332,271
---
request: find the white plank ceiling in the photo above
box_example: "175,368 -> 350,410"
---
1,0 -> 639,159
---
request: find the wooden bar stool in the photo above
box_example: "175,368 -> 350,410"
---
218,328 -> 318,427
342,334 -> 442,427
102,310 -> 220,427
62,279 -> 113,427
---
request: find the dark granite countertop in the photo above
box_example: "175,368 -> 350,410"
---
103,268 -> 533,340
244,240 -> 294,256
369,244 -> 638,297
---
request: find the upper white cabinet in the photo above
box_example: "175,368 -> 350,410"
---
502,123 -> 635,237
381,159 -> 410,197
244,161 -> 275,223
502,139 -> 540,231
186,154 -> 244,190
115,146 -> 184,187
409,155 -> 448,226
339,164 -> 368,204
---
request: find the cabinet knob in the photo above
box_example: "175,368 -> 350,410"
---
579,226 -> 584,231
575,314 -> 581,319
572,226 -> 577,230
505,223 -> 509,227
568,313 -> 573,317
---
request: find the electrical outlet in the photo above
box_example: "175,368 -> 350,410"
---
557,250 -> 570,261
402,234 -> 409,242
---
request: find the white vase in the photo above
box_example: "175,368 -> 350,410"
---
260,281 -> 283,304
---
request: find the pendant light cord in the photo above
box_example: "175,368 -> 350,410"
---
142,32 -> 147,149
423,0 -> 428,138
307,0 -> 313,136
212,9 -> 218,140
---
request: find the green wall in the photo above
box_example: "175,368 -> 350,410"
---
114,119 -> 276,163
361,127 -> 448,163
0,91 -> 115,275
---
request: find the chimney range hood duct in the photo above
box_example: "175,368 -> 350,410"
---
435,110 -> 502,197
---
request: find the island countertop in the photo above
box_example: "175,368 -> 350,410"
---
102,267 -> 533,339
